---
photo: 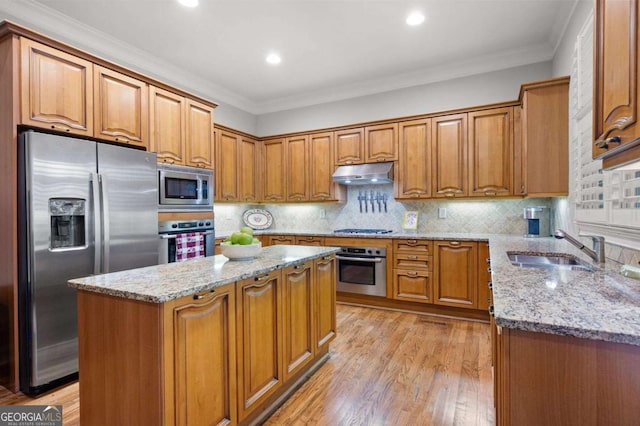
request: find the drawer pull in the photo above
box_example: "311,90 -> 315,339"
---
489,305 -> 494,316
487,267 -> 492,273
486,258 -> 491,264
449,241 -> 461,246
594,135 -> 621,149
294,263 -> 306,269
484,191 -> 497,197
255,274 -> 270,281
407,255 -> 418,260
488,281 -> 493,289
407,271 -> 418,276
444,192 -> 455,198
50,124 -> 71,132
322,255 -> 333,261
193,289 -> 215,300
407,239 -> 418,244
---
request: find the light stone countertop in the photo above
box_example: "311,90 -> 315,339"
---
68,245 -> 339,303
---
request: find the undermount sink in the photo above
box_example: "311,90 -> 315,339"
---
507,252 -> 595,272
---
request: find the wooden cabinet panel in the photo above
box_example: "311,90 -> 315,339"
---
263,138 -> 286,202
309,132 -> 337,201
397,119 -> 431,199
150,86 -> 185,164
477,242 -> 492,312
236,271 -> 283,421
393,270 -> 432,303
334,128 -> 364,165
314,255 -> 337,352
286,135 -> 309,201
433,241 -> 477,308
394,239 -> 432,255
432,114 -> 468,198
295,236 -> 325,246
468,107 -> 513,197
282,263 -> 314,381
94,65 -> 148,147
20,38 -> 93,135
169,284 -> 236,426
593,0 -> 640,166
186,99 -> 214,168
268,235 -> 295,246
215,129 -> 239,201
365,123 -> 398,162
517,78 -> 569,196
239,135 -> 260,202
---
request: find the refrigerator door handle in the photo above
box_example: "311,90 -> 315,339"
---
91,173 -> 102,275
100,174 -> 111,273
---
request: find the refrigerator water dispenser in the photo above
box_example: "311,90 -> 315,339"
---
49,199 -> 86,249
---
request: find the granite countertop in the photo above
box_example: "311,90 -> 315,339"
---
487,235 -> 640,346
218,229 -> 491,241
68,245 -> 339,303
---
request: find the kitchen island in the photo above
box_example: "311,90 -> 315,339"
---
69,245 -> 339,426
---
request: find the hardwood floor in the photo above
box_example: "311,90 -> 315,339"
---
0,304 -> 494,426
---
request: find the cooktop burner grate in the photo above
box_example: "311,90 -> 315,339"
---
333,228 -> 393,234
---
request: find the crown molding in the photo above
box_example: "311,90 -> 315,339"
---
0,0 -> 567,116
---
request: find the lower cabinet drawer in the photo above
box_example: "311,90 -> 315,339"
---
394,254 -> 432,270
392,269 -> 433,304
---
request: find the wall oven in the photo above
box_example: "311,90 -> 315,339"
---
336,246 -> 387,297
158,219 -> 214,264
158,163 -> 213,211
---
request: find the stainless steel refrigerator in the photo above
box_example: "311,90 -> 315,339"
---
18,130 -> 159,395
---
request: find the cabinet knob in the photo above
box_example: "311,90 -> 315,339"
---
595,136 -> 621,150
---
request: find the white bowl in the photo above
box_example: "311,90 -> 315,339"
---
220,242 -> 262,260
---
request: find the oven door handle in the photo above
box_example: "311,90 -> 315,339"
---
160,230 -> 214,239
336,255 -> 383,263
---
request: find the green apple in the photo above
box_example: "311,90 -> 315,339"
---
240,226 -> 254,236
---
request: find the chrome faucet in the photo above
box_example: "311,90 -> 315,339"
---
554,229 -> 605,264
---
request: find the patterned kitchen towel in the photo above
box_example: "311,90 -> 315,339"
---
175,232 -> 205,262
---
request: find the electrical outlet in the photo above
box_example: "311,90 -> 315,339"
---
438,207 -> 447,219
319,208 -> 326,219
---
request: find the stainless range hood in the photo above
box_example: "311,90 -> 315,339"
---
332,162 -> 394,185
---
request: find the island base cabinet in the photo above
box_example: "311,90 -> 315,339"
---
164,283 -> 237,426
495,327 -> 640,426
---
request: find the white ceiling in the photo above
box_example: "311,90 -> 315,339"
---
4,0 -> 578,114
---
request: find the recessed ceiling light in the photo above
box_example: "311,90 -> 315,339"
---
178,0 -> 198,7
406,12 -> 425,26
266,53 -> 282,65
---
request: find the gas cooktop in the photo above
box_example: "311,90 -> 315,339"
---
333,228 -> 393,234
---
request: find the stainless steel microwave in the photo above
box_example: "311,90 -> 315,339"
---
158,163 -> 213,211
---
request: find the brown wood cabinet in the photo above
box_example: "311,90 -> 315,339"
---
432,113 -> 468,198
334,128 -> 365,165
238,134 -> 260,202
150,87 -> 214,168
150,86 -> 186,164
392,239 -> 433,303
214,128 -> 239,201
593,0 -> 640,168
165,284 -> 237,426
236,270 -> 284,421
477,242 -> 491,312
365,123 -> 398,162
468,107 -> 513,197
286,135 -> 309,201
20,38 -> 94,135
186,99 -> 214,168
492,324 -> 640,425
282,262 -> 314,381
267,235 -> 295,246
396,119 -> 432,199
263,138 -> 286,202
309,132 -> 343,201
314,254 -> 337,353
516,77 -> 569,196
295,235 -> 325,246
94,65 -> 148,147
433,240 -> 477,308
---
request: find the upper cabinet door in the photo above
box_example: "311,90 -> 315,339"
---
309,132 -> 336,201
20,38 -> 93,135
215,129 -> 240,201
185,99 -> 214,168
593,0 -> 640,165
286,135 -> 309,201
468,107 -> 513,197
238,135 -> 260,202
431,113 -> 468,198
365,123 -> 398,162
397,119 -> 432,199
94,66 -> 148,148
334,128 -> 364,165
149,86 -> 185,165
263,138 -> 286,202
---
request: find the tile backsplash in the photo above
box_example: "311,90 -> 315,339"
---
215,184 -> 554,236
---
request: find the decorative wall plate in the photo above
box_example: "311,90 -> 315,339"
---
242,209 -> 273,229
